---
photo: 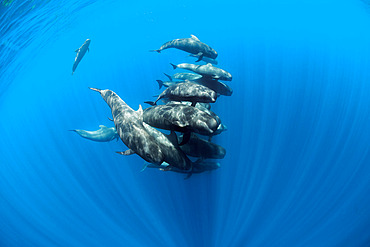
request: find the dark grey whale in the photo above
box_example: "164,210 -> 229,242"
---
72,39 -> 91,75
145,81 -> 217,106
151,35 -> 217,61
142,122 -> 192,171
194,77 -> 233,96
178,133 -> 226,159
89,87 -> 164,165
143,102 -> 219,141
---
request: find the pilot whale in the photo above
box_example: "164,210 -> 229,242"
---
178,133 -> 226,159
72,39 -> 91,75
145,81 -> 217,106
143,102 -> 219,144
164,72 -> 202,81
70,125 -> 118,142
89,87 -> 164,165
171,63 -> 232,81
151,35 -> 218,62
143,122 -> 192,170
194,77 -> 233,96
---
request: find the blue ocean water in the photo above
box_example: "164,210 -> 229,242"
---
1,0 -> 370,246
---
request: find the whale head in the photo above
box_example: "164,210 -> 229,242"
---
206,46 -> 218,59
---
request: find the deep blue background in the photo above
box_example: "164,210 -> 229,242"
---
1,0 -> 370,246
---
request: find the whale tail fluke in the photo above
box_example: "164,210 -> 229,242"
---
156,80 -> 164,89
68,129 -> 77,132
144,101 -> 156,106
150,49 -> 161,53
89,87 -> 102,93
170,63 -> 177,70
163,73 -> 172,81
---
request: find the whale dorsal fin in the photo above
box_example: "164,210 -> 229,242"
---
75,49 -> 79,52
206,63 -> 213,67
190,35 -> 200,41
99,125 -> 108,129
137,104 -> 143,121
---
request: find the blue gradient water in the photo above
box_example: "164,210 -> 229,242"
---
1,0 -> 370,246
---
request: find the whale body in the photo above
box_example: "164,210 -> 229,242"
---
72,39 -> 91,75
151,35 -> 217,61
89,87 -> 165,165
171,63 -> 232,81
70,125 -> 118,142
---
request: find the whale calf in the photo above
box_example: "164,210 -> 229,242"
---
170,63 -> 232,81
145,81 -> 217,106
70,125 -> 118,142
164,72 -> 202,81
151,35 -> 217,61
89,87 -> 164,165
72,39 -> 91,75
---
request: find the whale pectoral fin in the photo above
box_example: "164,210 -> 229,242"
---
144,101 -> 156,106
179,132 -> 191,146
140,163 -> 149,172
191,102 -> 197,107
195,52 -> 204,62
116,149 -> 135,155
